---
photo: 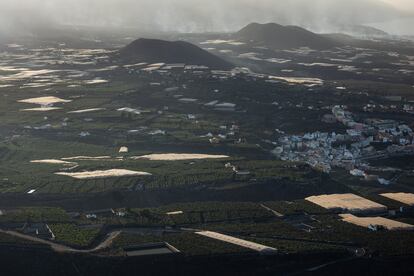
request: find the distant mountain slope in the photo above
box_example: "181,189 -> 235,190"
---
118,38 -> 233,69
235,23 -> 339,50
323,33 -> 414,55
336,25 -> 388,37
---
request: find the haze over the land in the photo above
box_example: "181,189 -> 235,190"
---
382,0 -> 414,12
0,0 -> 413,36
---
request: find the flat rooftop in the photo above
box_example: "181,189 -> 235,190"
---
196,231 -> 277,254
340,214 -> 414,231
380,193 -> 414,206
55,169 -> 152,179
305,193 -> 387,214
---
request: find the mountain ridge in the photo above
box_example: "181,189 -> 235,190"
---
235,22 -> 339,50
118,38 -> 233,70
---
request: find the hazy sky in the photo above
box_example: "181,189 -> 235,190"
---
0,0 -> 413,35
382,0 -> 414,12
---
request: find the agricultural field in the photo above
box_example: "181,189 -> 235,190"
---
49,224 -> 101,247
1,21 -> 414,275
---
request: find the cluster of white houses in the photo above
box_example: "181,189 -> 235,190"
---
274,105 -> 414,177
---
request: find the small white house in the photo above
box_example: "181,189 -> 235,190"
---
115,211 -> 126,217
119,147 -> 129,153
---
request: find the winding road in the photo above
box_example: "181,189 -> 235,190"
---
0,229 -> 121,253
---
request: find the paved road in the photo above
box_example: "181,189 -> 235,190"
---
0,226 -> 187,254
260,204 -> 284,218
0,229 -> 121,253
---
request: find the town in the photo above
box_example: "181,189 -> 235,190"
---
275,105 -> 414,182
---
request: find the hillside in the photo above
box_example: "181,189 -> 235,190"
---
235,23 -> 339,50
336,25 -> 388,37
118,38 -> 233,69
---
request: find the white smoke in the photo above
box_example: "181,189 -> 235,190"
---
0,0 -> 412,36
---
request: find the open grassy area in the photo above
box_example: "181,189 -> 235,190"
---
49,223 -> 101,247
0,207 -> 70,223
